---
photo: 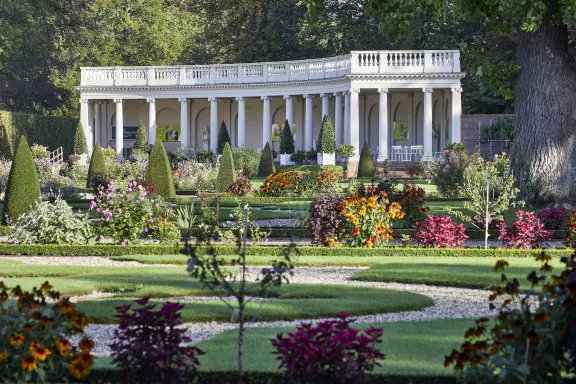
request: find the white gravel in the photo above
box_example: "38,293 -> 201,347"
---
0,256 -> 146,267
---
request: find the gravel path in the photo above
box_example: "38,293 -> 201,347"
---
0,256 -> 147,267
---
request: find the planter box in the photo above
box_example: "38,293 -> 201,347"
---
317,152 -> 336,166
279,153 -> 295,166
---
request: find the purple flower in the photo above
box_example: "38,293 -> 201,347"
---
149,219 -> 154,223
144,228 -> 148,233
89,201 -> 97,210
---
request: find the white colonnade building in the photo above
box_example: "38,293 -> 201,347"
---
77,50 -> 464,166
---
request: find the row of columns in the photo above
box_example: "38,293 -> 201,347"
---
80,87 -> 462,161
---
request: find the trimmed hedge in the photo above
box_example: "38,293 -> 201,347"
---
0,226 -> 12,236
319,115 -> 336,154
258,142 -> 275,177
133,120 -> 148,152
3,136 -> 41,224
0,110 -> 77,159
145,140 -> 175,198
279,119 -> 295,154
0,244 -> 567,258
358,142 -> 375,177
73,121 -> 88,155
216,142 -> 236,192
87,144 -> 107,188
166,196 -> 313,205
217,120 -> 232,154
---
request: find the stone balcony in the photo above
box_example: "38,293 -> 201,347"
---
80,50 -> 461,87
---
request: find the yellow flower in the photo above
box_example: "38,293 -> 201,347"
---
358,206 -> 367,216
69,360 -> 90,380
327,238 -> 336,247
57,298 -> 73,313
359,197 -> 367,204
9,334 -> 24,346
55,338 -> 70,357
21,356 -> 37,371
365,240 -> 374,248
79,338 -> 95,352
30,342 -> 51,361
0,352 -> 8,361
349,216 -> 359,225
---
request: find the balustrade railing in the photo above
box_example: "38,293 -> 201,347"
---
80,50 -> 460,86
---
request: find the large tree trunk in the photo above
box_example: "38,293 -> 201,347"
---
513,15 -> 576,204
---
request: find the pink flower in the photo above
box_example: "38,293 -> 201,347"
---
144,228 -> 148,233
149,219 -> 154,223
155,203 -> 160,209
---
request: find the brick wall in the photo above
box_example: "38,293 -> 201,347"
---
461,114 -> 514,158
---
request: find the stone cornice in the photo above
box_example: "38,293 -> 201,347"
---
348,73 -> 466,81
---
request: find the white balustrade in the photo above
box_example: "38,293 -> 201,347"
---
80,51 -> 460,86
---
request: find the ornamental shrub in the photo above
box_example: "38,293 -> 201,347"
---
215,142 -> 236,192
415,216 -> 468,248
390,183 -> 429,228
87,144 -> 107,189
145,140 -> 175,198
271,312 -> 385,384
279,119 -> 295,154
498,210 -> 551,249
289,150 -> 307,164
319,115 -> 336,154
89,181 -> 172,244
425,146 -> 471,198
3,136 -> 41,225
0,282 -> 94,382
316,170 -> 340,194
537,207 -> 569,230
133,120 -> 149,153
10,198 -> 94,244
259,170 -> 301,197
173,160 -> 218,191
30,144 -> 49,159
309,195 -> 346,246
111,296 -> 204,384
357,142 -> 374,177
231,145 -> 260,175
216,120 -> 231,155
257,141 -> 275,177
226,171 -> 252,196
73,122 -> 88,155
338,191 -> 404,247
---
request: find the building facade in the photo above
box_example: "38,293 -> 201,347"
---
76,50 -> 464,165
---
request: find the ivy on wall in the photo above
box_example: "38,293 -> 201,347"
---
0,111 -> 78,159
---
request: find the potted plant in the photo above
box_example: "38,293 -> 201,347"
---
279,119 -> 295,166
290,150 -> 307,165
317,116 -> 336,166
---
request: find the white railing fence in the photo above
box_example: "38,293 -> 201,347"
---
49,147 -> 63,166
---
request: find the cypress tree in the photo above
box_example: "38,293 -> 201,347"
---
216,143 -> 236,192
357,142 -> 375,178
87,143 -> 107,188
216,120 -> 231,154
145,140 -> 175,198
320,115 -> 336,154
133,120 -> 149,152
316,115 -> 327,152
3,136 -> 41,224
279,119 -> 295,154
74,121 -> 88,155
257,142 -> 275,177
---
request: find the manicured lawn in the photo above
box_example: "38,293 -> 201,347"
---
351,257 -> 563,289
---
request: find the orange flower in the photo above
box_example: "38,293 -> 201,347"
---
365,240 -> 374,248
79,338 -> 95,352
352,227 -> 360,235
71,314 -> 89,330
57,298 -> 73,313
9,334 -> 24,346
21,356 -> 37,371
22,323 -> 33,332
349,216 -> 359,225
534,312 -> 549,323
30,342 -> 51,361
0,352 -> 8,361
327,238 -> 336,247
69,360 -> 90,380
75,351 -> 95,366
358,206 -> 367,216
40,316 -> 56,326
55,338 -> 70,357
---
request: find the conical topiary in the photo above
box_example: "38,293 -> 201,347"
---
357,142 -> 375,178
145,140 -> 175,198
216,143 -> 236,192
320,115 -> 336,154
316,115 -> 327,153
74,121 -> 88,155
257,142 -> 275,177
3,136 -> 41,224
133,120 -> 148,153
87,144 -> 107,188
279,119 -> 295,155
216,120 -> 231,155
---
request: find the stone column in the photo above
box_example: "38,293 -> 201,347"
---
423,88 -> 434,160
350,88 -> 360,160
209,97 -> 218,152
261,96 -> 271,147
114,99 -> 124,160
284,95 -> 293,127
179,98 -> 189,147
80,99 -> 91,150
321,93 -> 330,120
451,87 -> 462,144
236,97 -> 246,147
305,95 -> 313,150
334,92 -> 343,149
94,102 -> 102,147
377,88 -> 389,162
344,91 -> 351,145
147,98 -> 157,145
87,102 -> 94,150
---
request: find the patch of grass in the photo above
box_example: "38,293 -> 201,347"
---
351,257 -> 563,289
75,285 -> 433,323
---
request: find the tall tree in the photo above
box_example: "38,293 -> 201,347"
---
306,0 -> 576,204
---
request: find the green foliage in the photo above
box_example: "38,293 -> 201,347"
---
133,120 -> 148,152
357,142 -> 375,178
10,198 -> 95,244
279,119 -> 295,154
424,148 -> 470,198
257,142 -> 275,177
73,121 -> 88,155
3,136 -> 41,225
87,144 -> 107,188
338,144 -> 355,159
0,111 -> 77,159
216,120 -> 231,155
231,145 -> 260,175
145,141 -> 175,198
215,143 -> 236,192
319,115 -> 336,154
